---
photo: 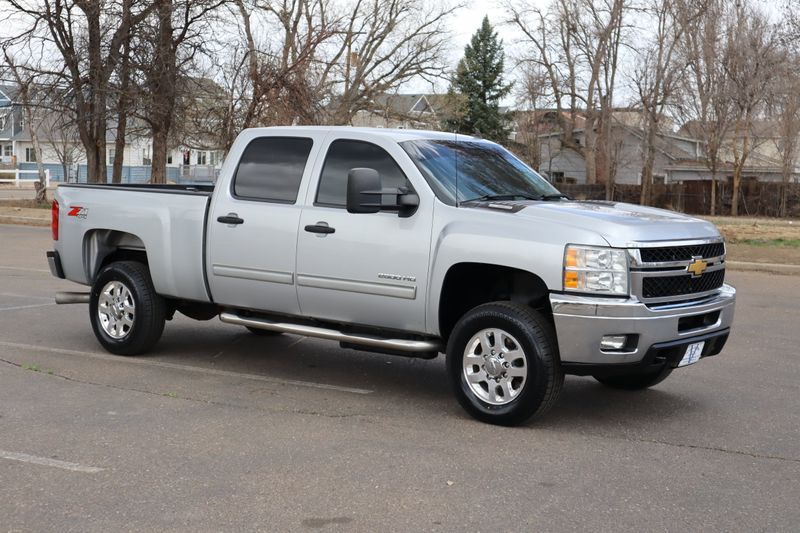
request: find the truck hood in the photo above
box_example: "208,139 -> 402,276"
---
503,200 -> 721,247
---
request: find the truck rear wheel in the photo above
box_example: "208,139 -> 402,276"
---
446,302 -> 563,426
89,261 -> 166,356
593,367 -> 673,390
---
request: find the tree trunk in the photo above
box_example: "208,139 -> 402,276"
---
112,38 -> 132,184
709,163 -> 717,216
731,135 -> 749,217
639,123 -> 657,206
150,129 -> 169,184
112,120 -> 126,184
86,4 -> 107,184
147,0 -> 176,185
26,112 -> 48,204
583,116 -> 597,184
730,166 -> 741,217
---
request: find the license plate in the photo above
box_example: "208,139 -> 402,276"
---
678,341 -> 705,367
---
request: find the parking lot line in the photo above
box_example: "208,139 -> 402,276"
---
0,449 -> 105,473
0,341 -> 374,395
0,292 -> 53,300
0,265 -> 50,274
0,303 -> 56,312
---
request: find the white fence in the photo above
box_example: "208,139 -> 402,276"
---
0,169 -> 51,188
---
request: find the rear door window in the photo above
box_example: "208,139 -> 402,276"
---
233,137 -> 313,203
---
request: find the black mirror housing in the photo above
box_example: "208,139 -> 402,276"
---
347,168 -> 382,214
346,167 -> 419,217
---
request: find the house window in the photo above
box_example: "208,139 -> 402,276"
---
142,146 -> 151,166
167,153 -> 173,165
3,145 -> 11,157
197,151 -> 207,165
25,147 -> 36,162
107,148 -> 116,165
210,151 -> 219,166
0,114 -> 6,130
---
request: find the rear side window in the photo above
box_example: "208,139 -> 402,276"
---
316,139 -> 410,207
233,137 -> 313,203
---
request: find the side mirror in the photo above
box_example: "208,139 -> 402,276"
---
347,168 -> 381,214
346,167 -> 420,217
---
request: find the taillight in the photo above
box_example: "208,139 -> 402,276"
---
51,200 -> 59,241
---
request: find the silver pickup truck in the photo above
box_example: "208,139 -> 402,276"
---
47,126 -> 736,425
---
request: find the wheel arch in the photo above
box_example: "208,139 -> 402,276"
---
437,262 -> 553,344
83,229 -> 148,284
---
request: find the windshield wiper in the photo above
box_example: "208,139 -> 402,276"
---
535,193 -> 572,201
461,193 -> 540,204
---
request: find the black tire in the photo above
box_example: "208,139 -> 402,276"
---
446,301 -> 563,426
89,261 -> 166,356
245,326 -> 283,337
593,367 -> 673,390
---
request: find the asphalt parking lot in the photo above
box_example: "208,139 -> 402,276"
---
1,223 -> 798,532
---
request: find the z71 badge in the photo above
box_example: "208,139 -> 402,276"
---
67,206 -> 88,219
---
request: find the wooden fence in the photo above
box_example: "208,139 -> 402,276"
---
558,182 -> 800,217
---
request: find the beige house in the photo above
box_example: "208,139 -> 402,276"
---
349,94 -> 451,130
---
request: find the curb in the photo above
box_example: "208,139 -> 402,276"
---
726,260 -> 800,275
0,215 -> 49,227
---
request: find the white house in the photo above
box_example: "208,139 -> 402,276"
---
0,83 -> 224,184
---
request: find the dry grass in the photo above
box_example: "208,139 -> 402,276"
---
701,216 -> 800,265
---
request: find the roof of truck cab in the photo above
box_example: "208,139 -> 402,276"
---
241,126 -> 482,143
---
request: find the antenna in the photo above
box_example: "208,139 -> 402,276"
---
454,130 -> 459,207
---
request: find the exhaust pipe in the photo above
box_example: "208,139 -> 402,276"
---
55,291 -> 91,304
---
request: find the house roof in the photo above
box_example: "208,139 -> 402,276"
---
0,84 -> 19,104
356,93 -> 451,120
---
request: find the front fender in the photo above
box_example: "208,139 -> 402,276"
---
425,204 -> 609,335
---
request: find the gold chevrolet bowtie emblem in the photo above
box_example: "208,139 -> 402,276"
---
687,257 -> 708,277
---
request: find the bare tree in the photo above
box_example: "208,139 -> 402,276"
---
3,0 -> 156,184
135,0 -> 225,184
508,0 -> 627,186
513,64 -> 551,170
634,0 -> 702,206
722,3 -> 781,216
1,50 -> 47,202
319,0 -> 460,124
231,0 -> 336,135
676,0 -> 734,215
772,67 -> 800,217
507,2 -> 581,158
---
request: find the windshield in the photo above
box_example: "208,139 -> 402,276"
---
400,139 -> 561,206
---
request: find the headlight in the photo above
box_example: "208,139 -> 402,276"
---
563,245 -> 629,295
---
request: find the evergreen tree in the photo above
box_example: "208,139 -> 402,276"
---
446,16 -> 513,143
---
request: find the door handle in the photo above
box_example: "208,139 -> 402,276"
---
217,214 -> 244,225
304,222 -> 335,234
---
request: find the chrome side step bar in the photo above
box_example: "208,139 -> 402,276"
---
55,291 -> 91,304
219,311 -> 442,354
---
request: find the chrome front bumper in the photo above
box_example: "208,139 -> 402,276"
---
550,284 -> 736,366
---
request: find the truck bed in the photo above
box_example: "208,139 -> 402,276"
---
54,183 -> 213,302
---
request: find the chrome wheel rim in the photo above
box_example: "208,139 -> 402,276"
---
463,328 -> 528,406
97,281 -> 135,339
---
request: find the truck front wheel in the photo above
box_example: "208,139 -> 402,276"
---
446,302 -> 563,426
89,261 -> 166,356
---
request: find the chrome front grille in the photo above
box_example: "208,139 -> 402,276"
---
639,242 -> 725,263
630,239 -> 726,305
641,269 -> 725,299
